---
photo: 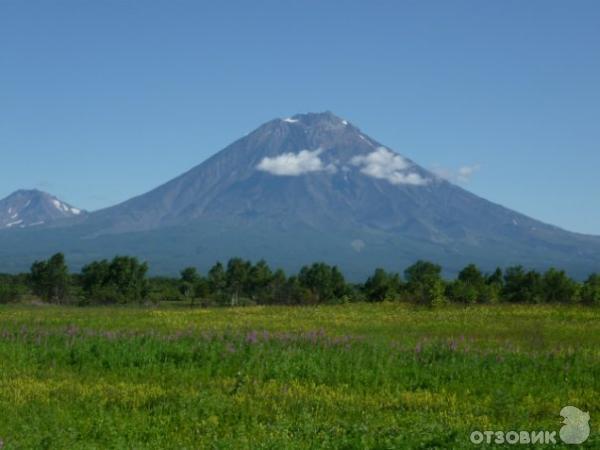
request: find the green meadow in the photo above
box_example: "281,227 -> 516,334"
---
0,303 -> 598,449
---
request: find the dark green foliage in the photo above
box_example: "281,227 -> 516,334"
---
248,260 -> 273,300
204,259 -> 295,305
0,283 -> 21,304
29,253 -> 70,303
263,268 -> 287,304
581,274 -> 600,305
6,254 -> 597,306
298,262 -> 347,304
179,267 -> 199,305
447,264 -> 501,304
81,256 -> 149,304
0,273 -> 28,303
483,267 -> 504,303
207,262 -> 227,303
258,272 -> 306,305
148,276 -> 182,303
363,268 -> 401,302
194,277 -> 211,301
447,279 -> 479,304
448,264 -> 483,304
486,267 -> 504,286
541,268 -> 580,303
178,267 -> 212,306
404,260 -> 447,306
458,263 -> 485,285
502,265 -> 544,303
225,258 -> 252,306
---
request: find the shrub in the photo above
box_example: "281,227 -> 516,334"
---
541,268 -> 580,303
404,261 -> 447,306
581,274 -> 600,305
363,268 -> 402,302
503,266 -> 544,303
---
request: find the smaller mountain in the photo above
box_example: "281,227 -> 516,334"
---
0,189 -> 85,230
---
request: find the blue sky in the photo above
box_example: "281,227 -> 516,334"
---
1,1 -> 599,234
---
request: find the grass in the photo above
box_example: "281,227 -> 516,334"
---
0,303 -> 598,449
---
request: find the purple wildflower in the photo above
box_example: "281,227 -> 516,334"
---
246,330 -> 258,344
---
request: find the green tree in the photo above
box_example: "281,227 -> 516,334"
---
298,263 -> 347,304
404,260 -> 447,306
180,267 -> 200,306
486,267 -> 504,286
226,258 -> 252,306
502,266 -> 543,303
281,275 -> 308,305
541,268 -> 580,303
147,276 -> 183,304
194,276 -> 211,303
81,260 -> 110,295
208,262 -> 227,304
248,260 -> 273,302
0,274 -> 27,304
30,253 -> 70,303
581,273 -> 600,305
481,267 -> 503,303
448,264 -> 492,304
81,256 -> 148,304
363,268 -> 401,302
458,264 -> 485,285
265,269 -> 288,304
447,280 -> 479,304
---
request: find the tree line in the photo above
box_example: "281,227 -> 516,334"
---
0,253 -> 599,307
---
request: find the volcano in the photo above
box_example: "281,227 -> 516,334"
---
1,112 -> 599,279
0,189 -> 84,230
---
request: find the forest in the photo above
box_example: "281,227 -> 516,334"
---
1,253 -> 599,307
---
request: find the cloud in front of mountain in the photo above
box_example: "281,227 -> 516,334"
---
257,148 -> 336,176
351,147 -> 428,186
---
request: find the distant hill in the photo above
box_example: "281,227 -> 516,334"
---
1,112 -> 599,279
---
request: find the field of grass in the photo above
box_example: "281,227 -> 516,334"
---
0,303 -> 598,449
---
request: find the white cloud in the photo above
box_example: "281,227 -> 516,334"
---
257,149 -> 329,176
457,165 -> 480,182
432,164 -> 480,183
351,147 -> 428,186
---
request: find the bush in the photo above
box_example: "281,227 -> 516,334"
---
81,257 -> 149,304
298,262 -> 348,304
447,265 -> 502,304
363,268 -> 402,302
447,280 -> 479,304
480,282 -> 501,304
581,274 -> 600,305
404,261 -> 447,306
541,268 -> 580,303
0,283 -> 25,304
503,266 -> 544,303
